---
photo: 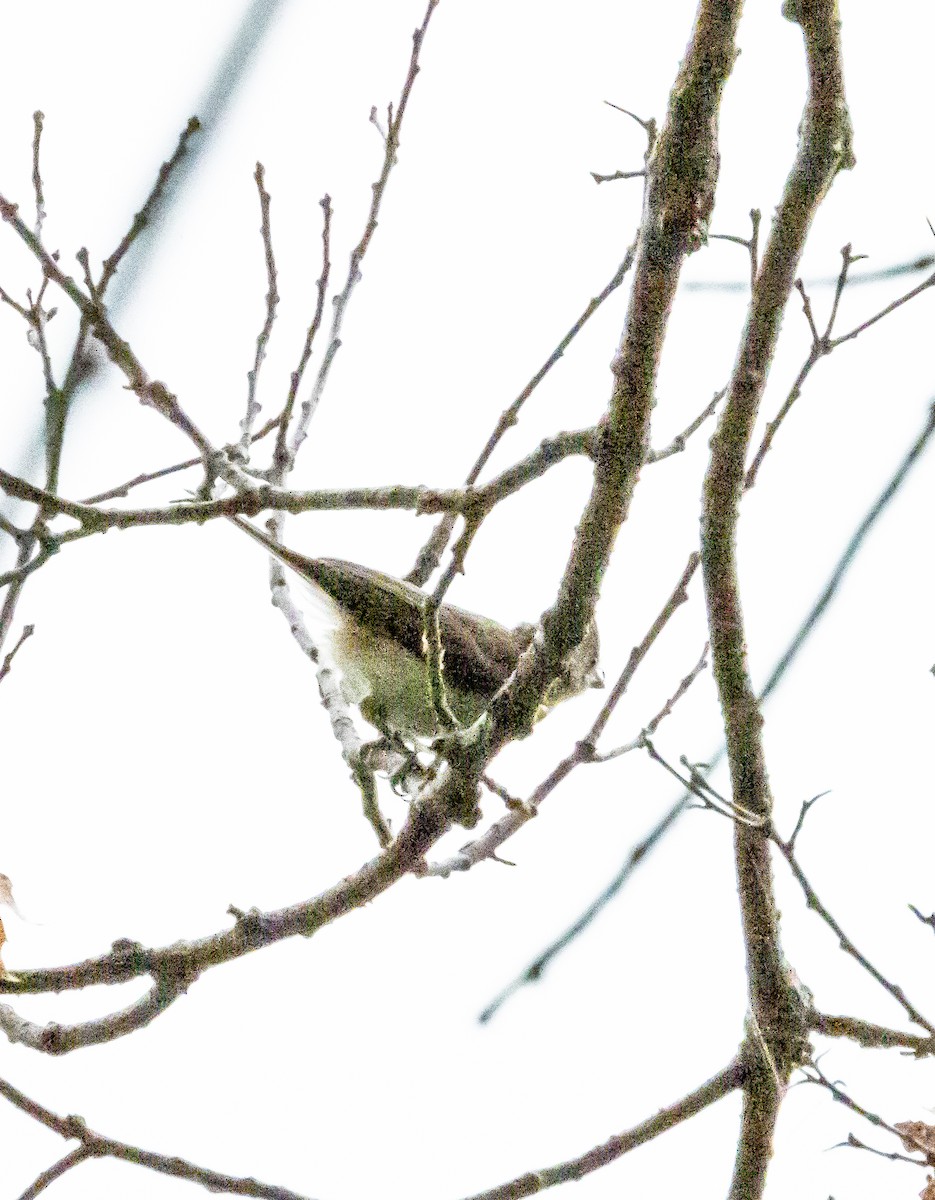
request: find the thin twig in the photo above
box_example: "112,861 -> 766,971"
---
18,1146 -> 92,1200
746,249 -> 935,489
773,806 -> 935,1035
23,278 -> 57,398
756,400 -> 935,698
239,2 -> 442,847
646,390 -> 725,462
0,1073 -> 313,1200
544,395 -> 935,963
0,624 -> 34,684
708,209 -> 761,292
590,102 -> 656,186
426,551 -> 702,884
286,0 -> 440,466
590,168 -> 645,184
406,246 -> 636,586
97,117 -> 202,296
241,163 -> 279,457
830,268 -> 935,347
596,643 -> 708,759
0,786 -> 454,1047
30,111 -> 46,242
589,553 -> 700,745
272,194 -> 332,478
478,786 -> 688,1023
801,1059 -> 931,1167
456,1060 -> 745,1200
79,419 -> 282,505
0,193 -> 215,460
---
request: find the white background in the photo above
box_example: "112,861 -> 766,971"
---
0,2 -> 934,1197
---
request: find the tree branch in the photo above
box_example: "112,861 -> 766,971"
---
698,2 -> 853,1195
457,1059 -> 745,1200
0,1073 -> 313,1200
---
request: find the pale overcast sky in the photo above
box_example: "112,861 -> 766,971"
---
1,3 -> 934,1198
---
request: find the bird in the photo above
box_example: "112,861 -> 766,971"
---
231,516 -> 603,742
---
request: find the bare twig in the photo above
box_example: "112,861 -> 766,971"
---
755,399 -> 935,697
272,194 -> 332,478
30,111 -> 46,243
909,905 -> 935,934
0,624 -> 34,684
79,418 -> 286,505
0,193 -> 215,460
773,805 -> 935,1035
286,0 -> 440,464
801,1059 -> 931,1168
591,168 -> 645,184
426,551 -> 702,884
631,759 -> 935,1040
603,100 -> 657,139
0,283 -> 29,317
0,534 -> 58,591
457,1059 -> 745,1200
596,642 -> 708,759
0,1074 -> 313,1200
0,512 -> 26,541
240,162 -> 280,457
708,208 -> 761,292
589,553 -> 700,745
22,278 -> 56,398
406,246 -> 636,587
646,389 -> 725,462
0,428 -> 597,543
746,248 -> 935,489
0,785 -> 455,1048
97,116 -> 202,297
19,1146 -> 93,1200
477,761 -> 695,1023
829,267 -> 935,347
0,115 -> 203,657
638,739 -> 763,827
496,395 -> 935,975
589,102 -> 656,186
235,2 -> 442,846
810,1011 -> 935,1057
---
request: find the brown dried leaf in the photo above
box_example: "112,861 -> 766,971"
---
0,915 -> 18,983
0,873 -> 24,917
895,1120 -> 935,1163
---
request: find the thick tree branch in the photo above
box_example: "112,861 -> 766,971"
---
0,798 -> 451,1051
698,3 -> 853,1196
483,0 -> 740,753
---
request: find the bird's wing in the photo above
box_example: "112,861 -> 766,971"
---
229,520 -> 530,701
310,559 -> 530,700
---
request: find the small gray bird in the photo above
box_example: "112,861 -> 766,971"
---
233,517 -> 602,740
